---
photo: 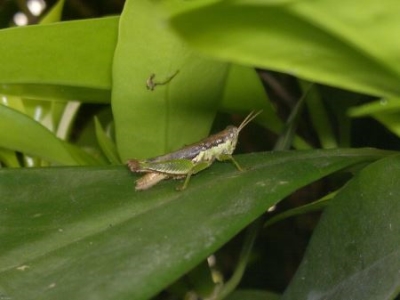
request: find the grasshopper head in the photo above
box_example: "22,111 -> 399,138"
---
223,110 -> 262,154
224,125 -> 240,154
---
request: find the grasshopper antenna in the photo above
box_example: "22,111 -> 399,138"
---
237,110 -> 263,133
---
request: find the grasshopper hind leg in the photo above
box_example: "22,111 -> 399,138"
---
176,160 -> 213,190
176,172 -> 193,191
136,173 -> 169,191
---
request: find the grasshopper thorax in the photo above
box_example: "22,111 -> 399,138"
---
220,125 -> 239,155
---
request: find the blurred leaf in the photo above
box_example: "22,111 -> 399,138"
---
112,0 -> 228,161
94,117 -> 121,164
167,0 -> 400,98
226,289 -> 280,300
40,0 -> 65,24
282,154 -> 400,300
321,87 -> 359,147
220,64 -> 283,134
348,98 -> 400,117
38,0 -> 77,142
304,83 -> 338,148
1,95 -> 26,113
219,64 -> 313,148
348,98 -> 400,138
0,16 -> 118,102
0,149 -> 392,300
0,147 -> 20,167
264,191 -> 335,228
274,85 -> 310,150
0,104 -> 77,165
62,143 -> 104,166
53,101 -> 81,140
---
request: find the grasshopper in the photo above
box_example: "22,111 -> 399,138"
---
127,110 -> 262,191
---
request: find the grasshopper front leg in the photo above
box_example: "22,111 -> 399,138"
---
217,154 -> 244,172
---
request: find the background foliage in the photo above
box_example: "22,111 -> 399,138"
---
1,0 -> 400,299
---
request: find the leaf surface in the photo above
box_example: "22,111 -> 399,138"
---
112,0 -> 228,161
283,154 -> 400,300
168,0 -> 400,98
0,17 -> 118,102
0,149 -> 391,300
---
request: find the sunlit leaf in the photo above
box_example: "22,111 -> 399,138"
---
112,0 -> 228,160
0,17 -> 118,102
167,0 -> 400,98
0,104 -> 77,165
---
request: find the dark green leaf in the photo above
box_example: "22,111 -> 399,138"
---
226,289 -> 280,300
283,154 -> 400,300
0,149 -> 391,300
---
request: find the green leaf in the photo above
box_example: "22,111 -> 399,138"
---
282,154 -> 400,300
0,147 -> 20,167
40,0 -> 65,24
348,98 -> 400,138
348,98 -> 400,117
0,17 -> 118,102
226,289 -> 280,300
264,191 -> 334,229
62,143 -> 104,166
111,0 -> 228,161
0,104 -> 77,165
304,83 -> 338,148
94,116 -> 121,164
220,64 -> 283,133
0,149 -> 391,300
167,0 -> 400,98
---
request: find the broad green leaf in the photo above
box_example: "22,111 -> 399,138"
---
167,0 -> 400,98
0,149 -> 391,300
112,0 -> 228,161
282,154 -> 400,300
0,104 -> 77,165
0,17 -> 118,102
